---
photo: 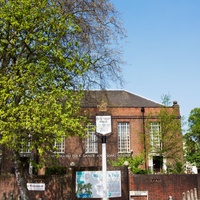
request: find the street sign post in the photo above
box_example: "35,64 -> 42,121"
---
96,115 -> 111,200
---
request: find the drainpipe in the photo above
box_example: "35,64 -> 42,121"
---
141,107 -> 147,170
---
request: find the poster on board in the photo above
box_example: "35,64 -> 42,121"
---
76,171 -> 121,198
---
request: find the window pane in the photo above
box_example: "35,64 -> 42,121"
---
118,122 -> 130,153
150,122 -> 161,150
54,136 -> 65,153
85,125 -> 98,153
21,140 -> 31,153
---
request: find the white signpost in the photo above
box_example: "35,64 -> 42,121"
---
96,115 -> 111,200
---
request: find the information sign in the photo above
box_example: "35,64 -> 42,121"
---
27,183 -> 45,191
76,171 -> 121,198
96,115 -> 111,135
130,191 -> 148,196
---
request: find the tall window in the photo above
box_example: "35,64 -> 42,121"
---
21,140 -> 31,153
118,122 -> 130,153
20,135 -> 32,153
85,124 -> 98,154
54,136 -> 65,154
150,122 -> 161,150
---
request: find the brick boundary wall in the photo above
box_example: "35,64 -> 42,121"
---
0,175 -> 19,199
0,166 -> 129,200
129,173 -> 200,200
0,174 -> 73,200
0,172 -> 200,200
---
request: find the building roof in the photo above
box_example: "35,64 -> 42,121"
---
81,90 -> 163,108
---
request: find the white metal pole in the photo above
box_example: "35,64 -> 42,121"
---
102,136 -> 108,200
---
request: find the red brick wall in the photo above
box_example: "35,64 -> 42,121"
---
46,106 -> 157,169
129,173 -> 200,200
1,105 -> 183,172
0,172 -> 200,200
0,167 -> 129,200
0,175 -> 19,199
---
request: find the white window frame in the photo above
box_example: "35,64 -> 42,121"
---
20,140 -> 31,153
54,136 -> 65,154
150,122 -> 161,151
118,122 -> 130,154
20,135 -> 32,154
85,124 -> 98,154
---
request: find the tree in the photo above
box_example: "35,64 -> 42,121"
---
162,94 -> 187,133
56,0 -> 126,89
0,0 -> 92,199
109,154 -> 148,174
184,108 -> 200,168
145,106 -> 184,173
161,93 -> 171,106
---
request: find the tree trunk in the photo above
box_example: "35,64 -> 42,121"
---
13,153 -> 30,200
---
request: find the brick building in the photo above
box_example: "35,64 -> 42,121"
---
1,90 -> 183,175
51,90 -> 183,173
0,90 -> 186,199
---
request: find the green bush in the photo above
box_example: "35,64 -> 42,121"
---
109,154 -> 149,174
166,161 -> 185,174
46,166 -> 67,175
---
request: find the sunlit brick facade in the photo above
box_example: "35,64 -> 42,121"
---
1,90 -> 183,174
56,90 -> 183,173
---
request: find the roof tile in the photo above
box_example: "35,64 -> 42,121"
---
81,90 -> 162,108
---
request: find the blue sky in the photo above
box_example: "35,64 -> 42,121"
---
111,0 -> 200,129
